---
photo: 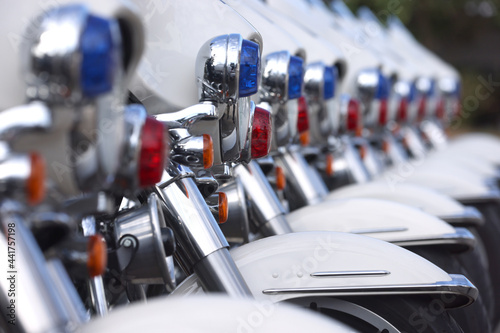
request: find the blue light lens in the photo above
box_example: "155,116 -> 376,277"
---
408,82 -> 417,102
80,15 -> 115,97
427,79 -> 436,97
239,39 -> 260,97
455,81 -> 461,97
288,56 -> 304,100
323,66 -> 337,100
375,72 -> 390,100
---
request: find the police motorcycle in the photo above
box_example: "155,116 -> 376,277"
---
221,1 -> 491,330
227,0 -> 482,272
278,0 -> 496,325
121,0 -> 483,332
0,2 -> 367,333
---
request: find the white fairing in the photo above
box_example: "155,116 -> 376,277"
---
129,0 -> 263,114
173,232 -> 452,302
287,198 -> 457,243
328,182 -> 468,217
80,295 -> 360,333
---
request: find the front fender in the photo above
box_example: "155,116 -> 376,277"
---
287,198 -> 474,252
327,182 -> 483,226
172,232 -> 476,308
81,295 -> 360,333
380,163 -> 500,203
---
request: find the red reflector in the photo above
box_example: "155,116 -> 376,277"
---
454,100 -> 461,118
297,96 -> 309,133
417,97 -> 426,121
139,117 -> 165,187
397,98 -> 408,123
251,107 -> 272,159
347,98 -> 360,132
435,98 -> 445,119
378,99 -> 388,126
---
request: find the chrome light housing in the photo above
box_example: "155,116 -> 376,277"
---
259,51 -> 304,148
23,4 -> 123,104
196,34 -> 261,164
356,69 -> 390,129
17,4 -> 145,195
304,62 -> 340,143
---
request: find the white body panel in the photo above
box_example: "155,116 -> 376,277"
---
129,0 -> 263,114
328,182 -> 468,217
81,295 -> 360,332
173,232 -> 454,302
380,162 -> 494,200
448,133 -> 500,165
287,198 -> 457,244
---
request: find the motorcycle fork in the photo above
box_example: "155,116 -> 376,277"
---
155,164 -> 252,297
0,201 -> 87,333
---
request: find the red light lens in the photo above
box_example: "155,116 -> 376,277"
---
297,96 -> 309,133
397,98 -> 408,123
417,97 -> 426,121
251,107 -> 272,159
139,117 -> 166,187
378,99 -> 388,126
436,98 -> 445,119
347,98 -> 360,132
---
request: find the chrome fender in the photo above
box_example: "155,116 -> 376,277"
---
173,232 -> 476,308
327,182 -> 483,226
286,198 -> 474,251
80,295 -> 360,333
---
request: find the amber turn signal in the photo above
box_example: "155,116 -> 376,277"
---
27,153 -> 45,205
87,234 -> 107,277
275,166 -> 286,191
218,192 -> 228,224
325,153 -> 334,176
203,134 -> 214,169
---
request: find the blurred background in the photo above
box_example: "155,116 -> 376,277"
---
338,0 -> 500,133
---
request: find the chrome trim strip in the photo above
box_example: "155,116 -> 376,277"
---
438,206 -> 484,227
311,270 -> 390,278
262,274 -> 477,308
390,227 -> 476,253
350,227 -> 408,234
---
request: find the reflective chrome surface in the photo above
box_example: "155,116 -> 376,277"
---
233,161 -> 291,236
218,179 -> 251,243
356,69 -> 379,116
439,206 -> 484,227
157,165 -> 229,266
0,201 -> 82,333
0,102 -> 52,142
275,147 -> 328,209
170,129 -> 207,168
259,51 -> 292,106
304,62 -> 335,143
311,270 -> 391,278
0,154 -> 32,204
23,4 -> 122,104
263,274 -> 477,308
114,104 -> 147,192
193,248 -> 252,297
114,193 -> 175,290
390,227 -> 476,253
